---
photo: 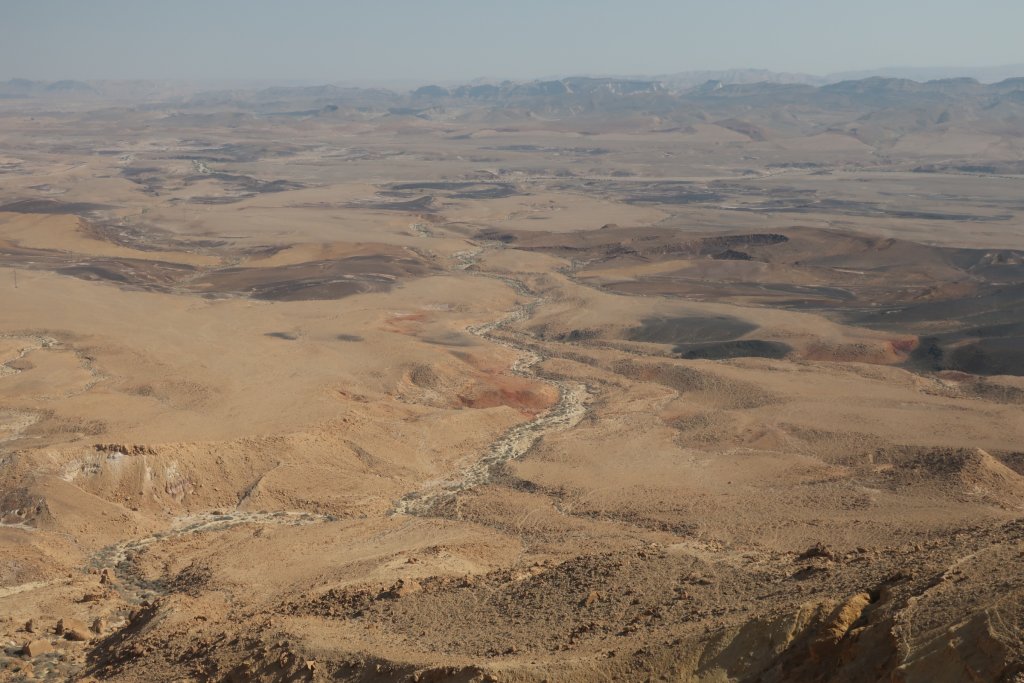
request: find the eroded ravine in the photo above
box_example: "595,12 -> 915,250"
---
84,241 -> 590,592
393,243 -> 592,516
87,510 -> 336,605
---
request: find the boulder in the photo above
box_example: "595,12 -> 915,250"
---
64,626 -> 92,642
809,592 -> 872,659
56,618 -> 91,642
799,543 -> 838,561
22,639 -> 52,657
390,578 -> 422,598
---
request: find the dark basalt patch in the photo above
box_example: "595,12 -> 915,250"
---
247,279 -> 380,301
673,339 -> 792,360
712,249 -> 752,261
200,173 -> 304,194
55,258 -> 197,289
349,196 -> 438,212
946,338 -> 1024,377
532,327 -> 600,342
189,194 -> 256,205
377,180 -> 523,203
0,199 -> 110,214
56,264 -> 132,283
626,316 -> 758,345
84,220 -> 226,253
388,181 -> 481,191
450,185 -> 519,200
173,143 -> 299,163
728,197 -> 1011,222
188,255 -> 436,302
483,145 -> 610,155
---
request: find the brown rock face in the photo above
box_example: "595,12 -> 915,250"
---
56,618 -> 91,642
809,592 -> 873,660
64,627 -> 92,642
388,578 -> 422,598
22,639 -> 53,657
99,567 -> 115,585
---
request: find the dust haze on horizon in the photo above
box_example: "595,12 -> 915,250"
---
3,0 -> 1024,84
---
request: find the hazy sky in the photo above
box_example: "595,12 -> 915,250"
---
3,0 -> 1023,83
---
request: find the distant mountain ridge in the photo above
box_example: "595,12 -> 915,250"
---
827,63 -> 1024,84
6,70 -> 1024,146
4,64 -> 1024,102
0,78 -> 98,98
401,73 -> 1024,111
412,76 -> 664,101
653,64 -> 1024,89
655,69 -> 825,90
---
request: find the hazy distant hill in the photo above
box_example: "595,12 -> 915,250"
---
0,78 -> 97,98
656,69 -> 825,90
398,74 -> 1024,130
653,64 -> 1024,89
5,63 -> 1024,104
0,78 -> 210,101
6,71 -> 1024,145
827,63 -> 1024,84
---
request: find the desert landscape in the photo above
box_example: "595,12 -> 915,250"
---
0,74 -> 1023,682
